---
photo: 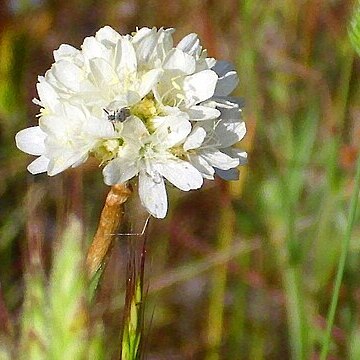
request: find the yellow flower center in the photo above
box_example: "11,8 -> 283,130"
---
131,97 -> 157,118
93,139 -> 123,164
170,146 -> 189,160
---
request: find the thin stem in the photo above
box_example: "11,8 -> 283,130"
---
283,266 -> 306,360
278,174 -> 309,360
320,153 -> 360,359
120,236 -> 147,360
206,198 -> 235,360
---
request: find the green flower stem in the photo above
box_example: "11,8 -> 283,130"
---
320,153 -> 360,360
121,241 -> 146,360
283,266 -> 307,360
206,198 -> 235,360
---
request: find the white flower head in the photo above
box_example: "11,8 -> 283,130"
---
15,26 -> 247,218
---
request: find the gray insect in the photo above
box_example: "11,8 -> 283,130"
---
104,107 -> 131,125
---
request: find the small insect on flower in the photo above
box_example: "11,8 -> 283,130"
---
104,108 -> 131,126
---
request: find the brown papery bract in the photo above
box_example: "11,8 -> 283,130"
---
86,184 -> 132,279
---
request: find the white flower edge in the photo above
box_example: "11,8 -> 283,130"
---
16,102 -> 117,176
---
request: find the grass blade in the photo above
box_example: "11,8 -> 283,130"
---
320,153 -> 360,359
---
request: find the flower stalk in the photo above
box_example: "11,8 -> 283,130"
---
120,240 -> 146,360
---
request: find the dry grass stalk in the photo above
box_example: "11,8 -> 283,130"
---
86,184 -> 132,278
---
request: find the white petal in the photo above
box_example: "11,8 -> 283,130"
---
153,114 -> 191,148
183,126 -> 206,150
205,57 -> 217,69
212,60 -> 236,77
53,44 -> 81,62
187,105 -> 220,121
132,27 -> 152,42
52,60 -> 85,91
215,117 -> 246,148
163,48 -> 196,75
222,147 -> 248,165
189,154 -> 215,179
122,116 -> 149,141
157,28 -> 175,57
39,115 -> 66,137
36,78 -> 59,112
15,126 -> 46,155
157,159 -> 203,191
62,102 -> 87,122
139,171 -> 168,219
233,149 -> 248,165
89,58 -> 118,86
134,28 -> 158,64
212,96 -> 245,109
176,33 -> 201,56
84,117 -> 116,138
183,70 -> 218,105
138,69 -> 163,98
71,154 -> 89,168
115,38 -> 137,74
215,167 -> 239,180
39,115 -> 82,139
95,26 -> 121,46
200,149 -> 239,170
214,70 -> 239,96
39,106 -> 83,138
27,156 -> 49,174
103,158 -> 138,185
47,150 -> 87,176
82,36 -> 110,61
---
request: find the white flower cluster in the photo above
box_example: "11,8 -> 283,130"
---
16,26 -> 247,218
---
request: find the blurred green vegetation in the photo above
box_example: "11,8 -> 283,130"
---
0,0 -> 360,359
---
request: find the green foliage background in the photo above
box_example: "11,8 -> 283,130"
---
0,0 -> 360,359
